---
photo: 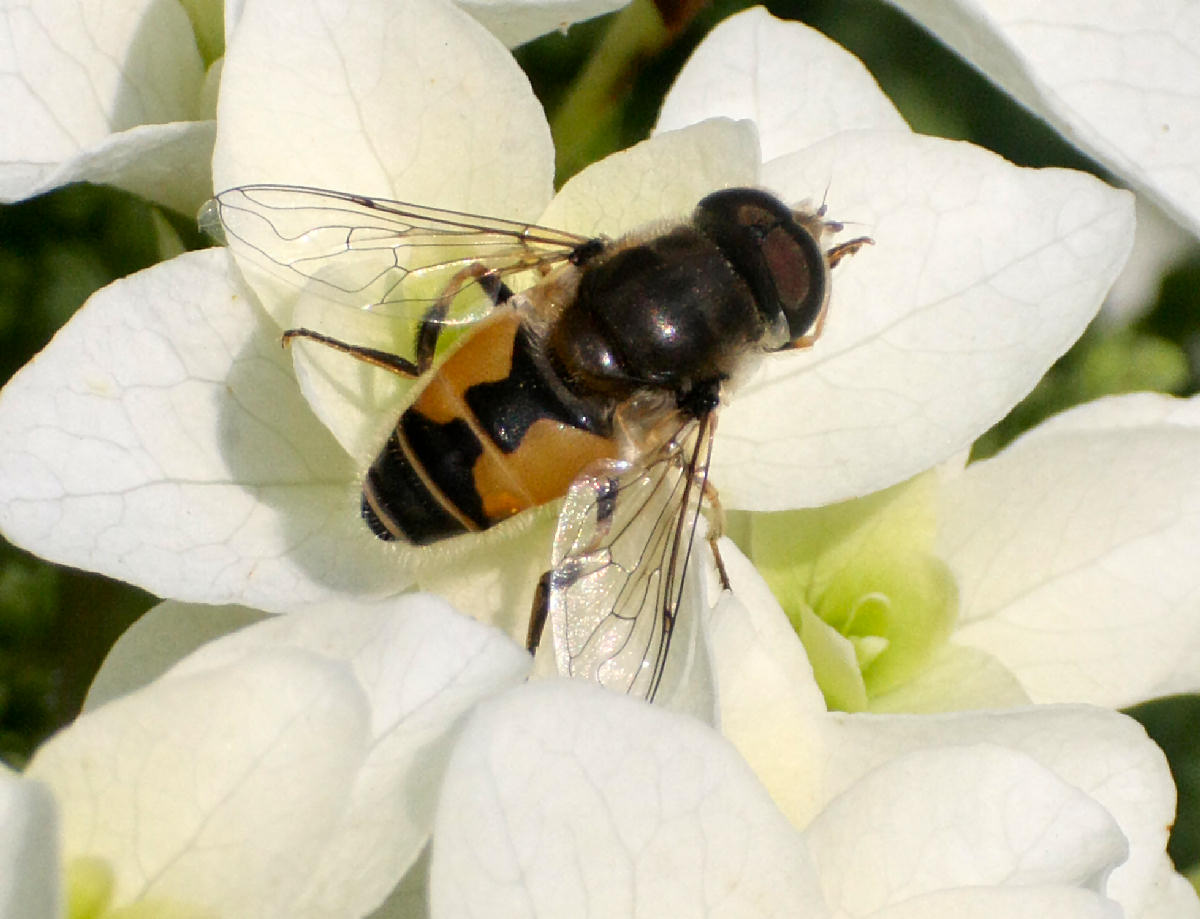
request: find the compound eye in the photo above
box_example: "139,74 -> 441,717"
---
694,188 -> 831,345
763,220 -> 828,342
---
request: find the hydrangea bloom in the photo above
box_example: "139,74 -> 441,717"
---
2,0 -> 1198,915
1,597 -> 1187,918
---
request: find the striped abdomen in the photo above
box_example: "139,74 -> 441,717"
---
361,311 -> 617,544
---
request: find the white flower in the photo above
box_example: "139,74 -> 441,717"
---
455,0 -> 630,49
706,560 -> 1200,919
432,678 -> 1152,919
882,0 -> 1200,238
0,1 -> 1133,642
940,392 -> 1200,706
731,390 -> 1200,714
0,0 -> 219,212
3,598 -> 1187,918
883,1 -> 1200,322
4,595 -> 530,919
0,0 -> 624,212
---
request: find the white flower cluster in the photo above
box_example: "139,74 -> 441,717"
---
2,0 -> 1199,917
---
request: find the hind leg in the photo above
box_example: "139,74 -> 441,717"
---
282,263 -> 513,374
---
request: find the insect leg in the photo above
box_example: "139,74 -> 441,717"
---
826,235 -> 874,268
700,479 -> 732,591
708,537 -> 731,591
280,329 -> 420,377
527,571 -> 553,653
414,264 -> 514,373
526,471 -> 621,655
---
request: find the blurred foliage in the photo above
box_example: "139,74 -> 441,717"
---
2,0 -> 1200,876
0,542 -> 154,768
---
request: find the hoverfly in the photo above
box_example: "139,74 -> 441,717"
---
201,184 -> 869,701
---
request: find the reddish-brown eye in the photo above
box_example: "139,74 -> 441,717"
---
763,225 -> 813,315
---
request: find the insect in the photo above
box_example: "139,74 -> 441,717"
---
201,184 -> 869,701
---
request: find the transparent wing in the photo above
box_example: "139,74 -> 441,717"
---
199,184 -> 596,323
545,412 -> 717,702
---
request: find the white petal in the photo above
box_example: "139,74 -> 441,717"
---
28,651 -> 371,917
716,131 -> 1134,509
213,0 -> 553,218
539,117 -> 762,235
165,595 -> 531,738
656,8 -> 906,160
73,595 -> 529,918
886,0 -> 1200,236
705,540 -> 830,824
0,0 -> 205,205
1133,856 -> 1200,919
162,596 -> 532,918
458,0 -> 628,48
84,601 -> 269,711
707,538 -> 826,715
1,120 -> 215,216
1012,390 -> 1200,435
416,511 -> 558,646
940,397 -> 1200,704
0,768 -> 60,919
804,745 -> 1126,916
429,681 -> 829,919
223,0 -> 246,43
815,707 -> 1175,919
1103,196 -> 1196,323
862,887 -> 1120,919
0,249 -> 408,611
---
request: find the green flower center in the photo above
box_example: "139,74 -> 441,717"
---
739,474 -> 958,712
800,548 -> 957,711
